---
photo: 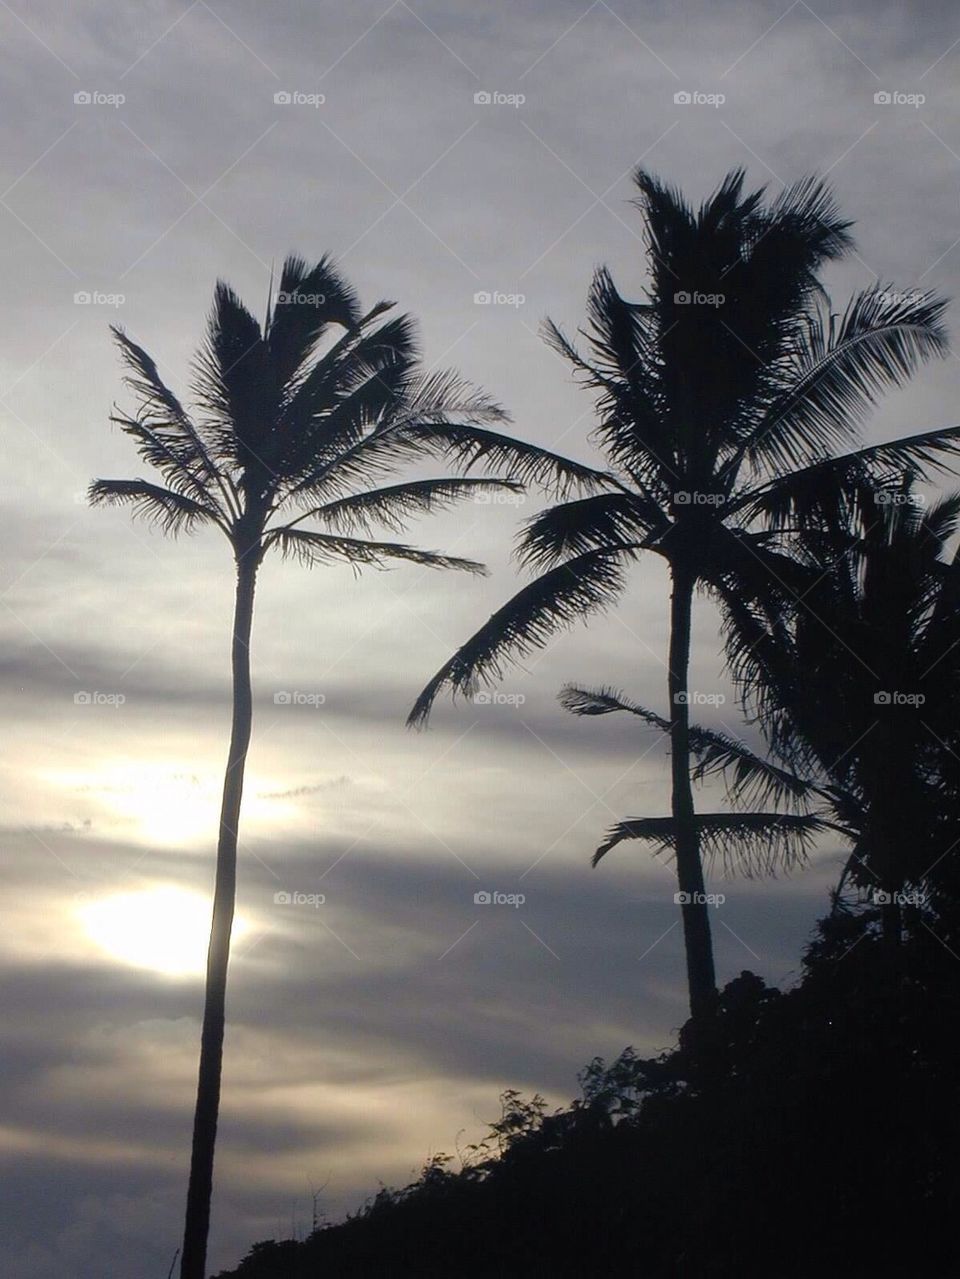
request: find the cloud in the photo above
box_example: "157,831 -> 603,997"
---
0,0 -> 955,1273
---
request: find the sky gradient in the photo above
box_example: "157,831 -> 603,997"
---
2,2 -> 960,1274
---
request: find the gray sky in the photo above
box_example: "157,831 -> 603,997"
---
2,2 -> 959,1275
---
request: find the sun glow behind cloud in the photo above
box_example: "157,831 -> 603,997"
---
76,885 -> 249,977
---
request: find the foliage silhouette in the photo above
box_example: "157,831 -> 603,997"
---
214,900 -> 960,1278
410,167 -> 954,1034
723,476 -> 960,945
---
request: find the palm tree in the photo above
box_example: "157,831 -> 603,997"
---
90,255 -> 603,1279
723,477 -> 960,947
410,169 -> 954,1030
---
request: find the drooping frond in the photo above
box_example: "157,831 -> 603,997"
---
289,477 -> 525,537
88,479 -> 222,535
110,328 -> 228,509
394,370 -> 612,497
267,527 -> 486,574
559,684 -> 661,720
593,812 -> 831,876
408,546 -> 642,727
559,684 -> 817,810
738,426 -> 960,531
518,491 -> 667,570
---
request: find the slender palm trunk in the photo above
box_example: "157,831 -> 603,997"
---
667,561 -> 717,1026
181,547 -> 259,1279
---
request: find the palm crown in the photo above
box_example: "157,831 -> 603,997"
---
409,169 -> 952,720
725,479 -> 960,912
91,254 -> 603,567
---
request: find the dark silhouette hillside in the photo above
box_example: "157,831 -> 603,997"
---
215,897 -> 960,1279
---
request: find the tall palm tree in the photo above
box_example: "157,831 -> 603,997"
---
90,255 -> 603,1279
723,478 -> 960,946
410,169 -> 954,1029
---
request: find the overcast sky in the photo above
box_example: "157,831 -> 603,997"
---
2,2 -> 960,1275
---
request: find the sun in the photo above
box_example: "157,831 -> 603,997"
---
77,886 -> 249,978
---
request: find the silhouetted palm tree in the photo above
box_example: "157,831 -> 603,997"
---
723,478 -> 960,945
410,170 -> 953,1028
90,255 -> 602,1279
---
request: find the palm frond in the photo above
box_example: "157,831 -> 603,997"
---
593,811 -> 830,876
88,479 -> 221,535
408,546 -> 642,727
737,427 -> 960,532
559,684 -> 816,809
286,477 -> 524,537
267,527 -> 486,574
518,491 -> 666,570
736,288 -> 949,479
265,254 -> 363,388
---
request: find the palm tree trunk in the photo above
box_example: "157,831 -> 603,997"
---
180,547 -> 259,1279
667,561 -> 717,1026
